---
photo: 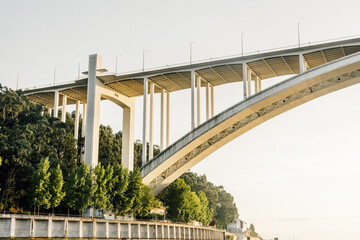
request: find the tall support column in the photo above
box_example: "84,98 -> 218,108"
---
299,53 -> 307,73
247,67 -> 252,96
149,82 -> 155,160
211,85 -> 214,117
254,75 -> 259,93
84,54 -> 102,169
142,77 -> 148,165
47,108 -> 51,116
53,90 -> 59,118
82,103 -> 87,138
61,95 -> 67,122
258,76 -> 262,92
122,98 -> 135,171
160,89 -> 165,151
80,103 -> 86,163
190,70 -> 196,130
74,100 -> 80,140
206,82 -> 210,120
166,91 -> 170,147
197,76 -> 201,126
242,63 -> 248,99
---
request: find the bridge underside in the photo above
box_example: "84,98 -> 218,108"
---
141,53 -> 360,195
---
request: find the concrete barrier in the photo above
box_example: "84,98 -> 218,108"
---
0,214 -> 225,239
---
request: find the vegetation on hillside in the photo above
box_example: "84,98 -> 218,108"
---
0,84 -> 238,228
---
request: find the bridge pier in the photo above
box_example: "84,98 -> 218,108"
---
61,95 -> 67,122
53,90 -> 59,117
84,54 -> 135,172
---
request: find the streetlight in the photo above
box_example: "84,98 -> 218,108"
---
241,33 -> 245,57
142,50 -> 149,72
297,23 -> 301,48
115,54 -> 121,75
53,65 -> 60,85
190,41 -> 195,64
16,72 -> 24,90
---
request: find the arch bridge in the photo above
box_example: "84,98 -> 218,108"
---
23,37 -> 360,195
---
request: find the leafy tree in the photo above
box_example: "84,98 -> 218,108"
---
93,163 -> 112,213
109,163 -> 130,215
31,157 -> 51,212
126,168 -> 143,214
197,191 -> 213,225
49,164 -> 65,214
134,184 -> 154,217
165,178 -> 201,223
64,164 -> 94,214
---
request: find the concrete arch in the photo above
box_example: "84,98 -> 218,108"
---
141,52 -> 360,195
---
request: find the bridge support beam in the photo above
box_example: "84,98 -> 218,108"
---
160,89 -> 165,150
53,90 -> 59,118
84,54 -> 102,169
247,67 -> 252,96
74,100 -> 80,140
299,53 -> 307,73
242,64 -> 248,99
61,95 -> 67,122
81,103 -> 86,163
206,82 -> 210,120
84,54 -> 135,170
166,91 -> 170,147
197,76 -> 201,126
142,77 -> 148,165
122,100 -> 135,171
211,85 -> 214,117
191,70 -> 196,130
149,82 -> 155,160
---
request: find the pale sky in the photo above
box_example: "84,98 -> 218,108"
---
1,1 -> 360,239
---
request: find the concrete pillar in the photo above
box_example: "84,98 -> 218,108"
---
155,224 -> 158,239
47,107 -> 52,116
61,95 -> 67,122
74,100 -> 80,140
242,63 -> 247,99
166,92 -> 170,147
146,224 -> 150,239
9,217 -> 15,238
53,90 -> 59,118
190,70 -> 196,130
206,82 -> 210,120
160,89 -> 165,151
122,100 -> 135,171
117,223 -> 121,239
128,223 -> 132,239
254,75 -> 259,93
137,224 -> 141,239
84,54 -> 102,169
149,82 -> 155,160
247,67 -> 252,97
211,85 -> 214,117
80,103 -> 86,163
142,77 -> 148,165
299,53 -> 307,73
258,77 -> 262,91
197,76 -> 201,126
47,219 -> 52,238
79,220 -> 83,238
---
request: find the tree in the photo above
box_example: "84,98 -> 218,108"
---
109,163 -> 131,215
134,184 -> 154,217
49,164 -> 65,214
166,178 -> 200,223
31,157 -> 51,213
93,163 -> 112,213
64,164 -> 94,214
126,168 -> 143,214
197,191 -> 213,225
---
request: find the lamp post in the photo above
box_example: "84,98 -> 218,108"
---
142,50 -> 149,72
16,72 -> 24,90
115,54 -> 121,75
190,41 -> 195,64
241,33 -> 245,56
297,23 -> 301,48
